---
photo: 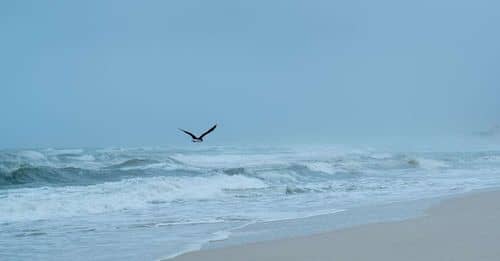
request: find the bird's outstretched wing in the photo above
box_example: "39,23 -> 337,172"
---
179,129 -> 198,139
199,124 -> 217,139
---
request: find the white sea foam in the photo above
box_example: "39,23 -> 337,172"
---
0,174 -> 267,222
303,162 -> 338,174
2,147 -> 500,261
19,150 -> 47,161
66,154 -> 95,161
171,153 -> 290,168
413,158 -> 449,170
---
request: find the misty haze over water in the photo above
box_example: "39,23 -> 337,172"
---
1,0 -> 499,149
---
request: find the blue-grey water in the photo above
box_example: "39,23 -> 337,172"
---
1,146 -> 500,260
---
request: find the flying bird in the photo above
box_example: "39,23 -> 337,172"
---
179,124 -> 217,143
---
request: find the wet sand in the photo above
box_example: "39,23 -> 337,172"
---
170,190 -> 500,261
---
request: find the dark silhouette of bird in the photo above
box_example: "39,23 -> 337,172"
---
179,124 -> 217,143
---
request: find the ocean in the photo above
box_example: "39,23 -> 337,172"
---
1,146 -> 500,260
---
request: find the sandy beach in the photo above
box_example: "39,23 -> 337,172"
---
170,190 -> 500,261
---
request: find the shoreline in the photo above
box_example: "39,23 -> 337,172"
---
168,188 -> 500,261
162,194 -> 440,260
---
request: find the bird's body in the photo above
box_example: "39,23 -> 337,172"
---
191,138 -> 203,143
179,124 -> 217,143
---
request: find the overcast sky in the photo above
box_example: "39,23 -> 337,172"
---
1,0 -> 499,148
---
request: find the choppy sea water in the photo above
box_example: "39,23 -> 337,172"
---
1,146 -> 500,260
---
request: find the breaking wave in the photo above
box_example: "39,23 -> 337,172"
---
2,146 -> 500,261
1,147 -> 500,222
0,174 -> 267,222
0,148 -> 495,189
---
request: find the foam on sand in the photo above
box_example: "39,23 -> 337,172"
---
169,190 -> 500,261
